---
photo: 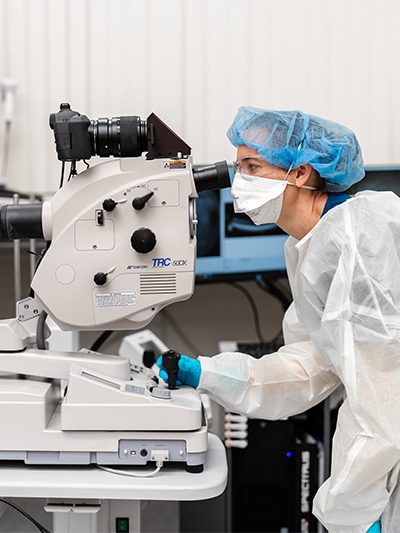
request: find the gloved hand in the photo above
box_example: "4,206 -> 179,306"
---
366,520 -> 381,533
157,355 -> 202,388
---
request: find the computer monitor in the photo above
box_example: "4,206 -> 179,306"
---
195,187 -> 287,281
348,166 -> 400,195
195,166 -> 400,281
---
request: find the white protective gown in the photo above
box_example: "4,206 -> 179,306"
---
198,191 -> 400,533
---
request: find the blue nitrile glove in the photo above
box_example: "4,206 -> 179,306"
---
366,520 -> 381,533
157,355 -> 201,388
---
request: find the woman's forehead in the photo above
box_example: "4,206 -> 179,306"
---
236,145 -> 259,159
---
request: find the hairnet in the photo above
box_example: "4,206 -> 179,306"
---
227,106 -> 365,191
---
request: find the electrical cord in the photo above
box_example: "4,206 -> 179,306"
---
29,242 -> 50,298
67,161 -> 77,182
0,497 -> 52,533
256,277 -> 292,311
36,310 -> 48,349
96,462 -> 163,478
162,309 -> 202,355
90,330 -> 113,352
255,277 -> 293,344
59,161 -> 65,188
229,282 -> 265,342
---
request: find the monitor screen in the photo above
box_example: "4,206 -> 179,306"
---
348,166 -> 400,196
195,188 -> 287,280
195,166 -> 400,281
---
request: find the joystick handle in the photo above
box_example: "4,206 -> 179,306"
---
162,349 -> 181,390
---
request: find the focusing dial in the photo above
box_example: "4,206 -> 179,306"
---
130,228 -> 156,254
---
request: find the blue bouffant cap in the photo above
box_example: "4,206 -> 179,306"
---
227,106 -> 365,191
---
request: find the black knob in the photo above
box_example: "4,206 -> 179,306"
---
132,191 -> 154,210
130,228 -> 156,254
94,272 -> 108,285
143,350 -> 156,369
162,349 -> 181,390
102,198 -> 118,212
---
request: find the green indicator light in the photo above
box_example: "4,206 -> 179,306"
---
116,517 -> 129,532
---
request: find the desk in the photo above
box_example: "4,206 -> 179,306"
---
0,434 -> 227,532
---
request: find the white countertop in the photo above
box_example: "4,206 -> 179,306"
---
0,434 -> 227,501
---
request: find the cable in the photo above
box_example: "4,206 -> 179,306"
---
67,161 -> 77,182
256,277 -> 293,344
59,161 -> 65,188
36,310 -> 48,349
162,309 -> 202,354
0,498 -> 52,533
256,277 -> 292,311
29,243 -> 50,298
229,282 -> 265,342
96,463 -> 163,478
90,330 -> 113,352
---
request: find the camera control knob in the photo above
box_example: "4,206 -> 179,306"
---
93,266 -> 115,286
94,272 -> 108,285
132,191 -> 154,210
130,228 -> 156,254
102,198 -> 118,212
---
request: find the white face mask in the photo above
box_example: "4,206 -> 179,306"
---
231,168 -> 317,225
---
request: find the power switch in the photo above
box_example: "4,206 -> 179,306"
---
95,209 -> 104,226
116,517 -> 129,532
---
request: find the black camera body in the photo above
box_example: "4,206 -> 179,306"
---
49,104 -> 92,162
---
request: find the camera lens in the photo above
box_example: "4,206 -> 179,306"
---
89,116 -> 148,158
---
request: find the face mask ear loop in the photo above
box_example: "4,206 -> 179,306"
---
284,141 -> 317,190
284,141 -> 302,185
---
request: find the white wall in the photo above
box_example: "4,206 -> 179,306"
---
1,0 -> 400,193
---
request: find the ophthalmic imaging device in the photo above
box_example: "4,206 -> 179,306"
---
0,103 -> 230,474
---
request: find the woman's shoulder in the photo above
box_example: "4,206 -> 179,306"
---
314,190 -> 400,258
317,190 -> 400,230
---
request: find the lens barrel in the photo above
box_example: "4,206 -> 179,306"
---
89,116 -> 148,158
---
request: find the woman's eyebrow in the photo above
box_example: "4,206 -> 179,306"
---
244,157 -> 263,164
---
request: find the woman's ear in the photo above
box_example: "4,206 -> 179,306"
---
293,164 -> 314,188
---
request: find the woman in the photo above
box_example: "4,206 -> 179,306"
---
158,107 -> 400,533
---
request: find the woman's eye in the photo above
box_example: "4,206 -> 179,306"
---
249,164 -> 260,172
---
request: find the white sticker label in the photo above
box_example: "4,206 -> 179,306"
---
96,291 -> 136,308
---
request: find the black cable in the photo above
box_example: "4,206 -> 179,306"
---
256,277 -> 292,345
229,282 -> 265,342
83,160 -> 90,169
36,310 -> 48,349
67,161 -> 77,182
0,497 -> 52,533
162,309 -> 202,355
59,161 -> 65,188
29,242 -> 50,298
90,330 -> 113,352
256,277 -> 292,311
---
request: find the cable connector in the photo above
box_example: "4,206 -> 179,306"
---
151,449 -> 169,467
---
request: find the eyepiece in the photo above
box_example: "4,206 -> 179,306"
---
0,203 -> 44,239
193,161 -> 232,193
